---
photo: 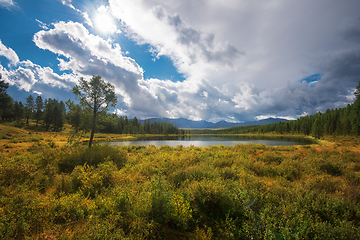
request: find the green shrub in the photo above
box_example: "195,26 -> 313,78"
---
26,136 -> 43,142
258,151 -> 284,164
58,144 -> 127,173
320,162 -> 342,176
168,165 -> 215,187
71,164 -> 103,198
0,156 -> 37,187
190,181 -> 246,224
52,193 -> 95,224
0,134 -> 10,140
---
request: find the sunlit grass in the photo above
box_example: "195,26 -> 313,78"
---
0,123 -> 359,239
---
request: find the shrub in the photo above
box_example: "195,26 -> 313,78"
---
52,193 -> 96,224
320,162 -> 342,176
71,163 -> 103,198
0,156 -> 37,187
0,134 -> 10,139
58,144 -> 127,173
258,151 -> 284,164
26,136 -> 43,142
190,181 -> 246,224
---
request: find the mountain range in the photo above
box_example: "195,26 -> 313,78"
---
139,117 -> 288,129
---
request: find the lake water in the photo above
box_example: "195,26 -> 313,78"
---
104,135 -> 315,147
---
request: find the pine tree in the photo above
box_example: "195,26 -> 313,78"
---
351,81 -> 360,136
35,95 -> 43,126
43,99 -> 53,131
66,99 -> 82,133
14,101 -> 24,122
25,95 -> 34,125
72,75 -> 117,147
0,74 -> 13,120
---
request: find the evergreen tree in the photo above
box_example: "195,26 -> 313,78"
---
72,75 -> 117,147
66,99 -> 82,133
53,101 -> 63,131
43,99 -> 53,131
34,95 -> 43,126
43,98 -> 64,131
0,74 -> 13,120
312,118 -> 323,139
25,95 -> 34,125
351,81 -> 360,135
13,101 -> 24,122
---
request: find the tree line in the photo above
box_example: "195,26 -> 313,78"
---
0,74 -> 179,136
67,100 -> 179,135
214,81 -> 360,139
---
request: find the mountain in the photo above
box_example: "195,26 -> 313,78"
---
139,117 -> 288,129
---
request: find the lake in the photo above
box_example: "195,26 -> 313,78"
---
104,135 -> 315,147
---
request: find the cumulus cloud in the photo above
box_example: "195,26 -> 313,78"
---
3,0 -> 360,122
34,21 -> 142,74
0,40 -> 76,95
32,21 -> 170,118
1,59 -> 74,92
105,0 -> 360,121
109,0 -> 242,80
0,39 -> 19,66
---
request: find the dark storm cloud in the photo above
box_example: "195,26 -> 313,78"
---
313,49 -> 360,107
343,26 -> 360,43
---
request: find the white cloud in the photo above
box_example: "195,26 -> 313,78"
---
31,21 -> 172,118
60,0 -> 94,28
1,60 -> 74,92
0,40 -> 76,94
94,6 -> 118,34
7,66 -> 36,92
34,21 -> 142,75
105,0 -> 360,121
109,0 -> 242,81
4,0 -> 360,122
60,0 -> 75,10
0,0 -> 15,8
82,12 -> 93,27
0,39 -> 19,65
36,19 -> 49,30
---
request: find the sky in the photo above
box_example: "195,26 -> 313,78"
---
1,0 -> 360,123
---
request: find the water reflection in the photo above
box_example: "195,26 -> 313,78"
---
104,135 -> 315,147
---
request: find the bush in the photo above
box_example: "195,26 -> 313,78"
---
320,162 -> 342,176
58,144 -> 127,173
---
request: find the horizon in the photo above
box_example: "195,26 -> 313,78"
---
1,0 -> 360,122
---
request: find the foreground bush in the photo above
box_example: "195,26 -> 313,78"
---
0,141 -> 359,239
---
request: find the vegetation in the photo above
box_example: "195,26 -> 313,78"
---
72,75 -> 117,147
0,74 -> 179,136
212,81 -> 360,139
0,128 -> 359,239
0,77 -> 359,239
0,73 -> 13,121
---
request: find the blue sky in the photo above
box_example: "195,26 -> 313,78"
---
1,0 -> 360,122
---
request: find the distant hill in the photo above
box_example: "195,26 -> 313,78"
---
139,117 -> 288,129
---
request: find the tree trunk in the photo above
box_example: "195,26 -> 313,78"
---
89,110 -> 97,148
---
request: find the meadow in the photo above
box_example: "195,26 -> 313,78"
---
0,123 -> 360,239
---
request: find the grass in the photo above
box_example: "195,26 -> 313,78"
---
0,123 -> 359,239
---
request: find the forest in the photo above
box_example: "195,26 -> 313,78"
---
0,75 -> 179,136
